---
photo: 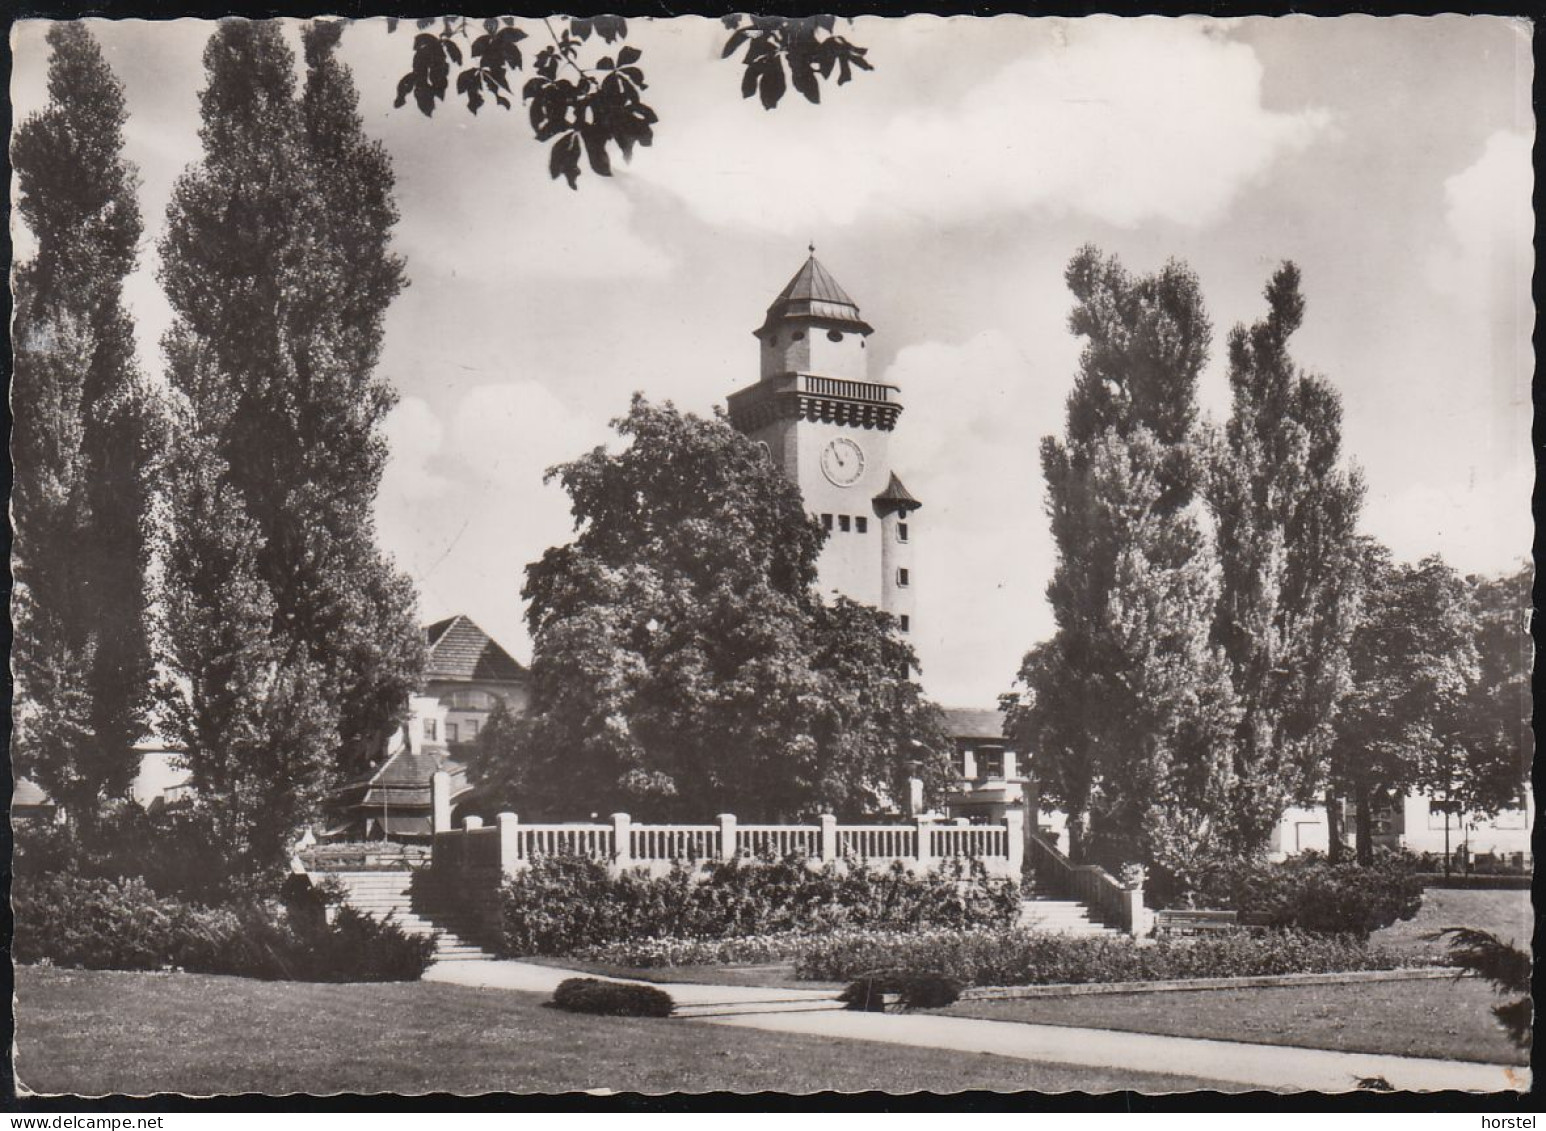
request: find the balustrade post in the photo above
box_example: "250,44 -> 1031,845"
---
463,815 -> 483,830
611,812 -> 632,868
820,814 -> 838,863
431,770 -> 452,834
1005,809 -> 1025,877
497,811 -> 520,876
916,817 -> 932,870
717,813 -> 737,861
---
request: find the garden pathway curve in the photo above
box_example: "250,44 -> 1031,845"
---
424,959 -> 1528,1094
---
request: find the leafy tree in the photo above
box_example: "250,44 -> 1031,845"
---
1410,565 -> 1533,859
11,23 -> 157,829
496,395 -> 949,822
1327,545 -> 1478,863
1007,247 -> 1238,893
389,15 -> 871,188
155,20 -> 423,872
1208,263 -> 1364,856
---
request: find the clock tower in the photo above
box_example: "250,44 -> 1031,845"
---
727,251 -> 921,632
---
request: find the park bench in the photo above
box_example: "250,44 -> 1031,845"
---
1154,909 -> 1239,937
1154,909 -> 1275,937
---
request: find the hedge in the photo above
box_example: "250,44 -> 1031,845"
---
13,872 -> 435,981
498,852 -> 1021,957
1416,873 -> 1532,891
794,926 -> 1427,985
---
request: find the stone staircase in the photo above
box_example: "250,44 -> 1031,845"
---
1016,881 -> 1122,937
326,870 -> 496,963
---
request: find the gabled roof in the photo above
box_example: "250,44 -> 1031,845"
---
942,707 -> 1009,741
873,472 -> 922,514
756,253 -> 875,338
424,614 -> 526,685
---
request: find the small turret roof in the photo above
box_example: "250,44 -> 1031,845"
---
756,252 -> 874,338
873,472 -> 922,514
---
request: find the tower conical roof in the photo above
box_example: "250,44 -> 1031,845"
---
873,472 -> 922,514
756,252 -> 874,338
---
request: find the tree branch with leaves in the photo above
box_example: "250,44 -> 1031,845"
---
389,14 -> 871,188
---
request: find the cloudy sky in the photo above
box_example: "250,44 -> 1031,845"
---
11,16 -> 1534,707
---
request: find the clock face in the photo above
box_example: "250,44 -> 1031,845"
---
820,437 -> 866,487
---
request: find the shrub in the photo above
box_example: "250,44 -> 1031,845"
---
13,872 -> 434,982
551,977 -> 675,1017
498,851 -> 1020,957
1233,850 -> 1424,937
795,926 -> 1424,985
840,970 -> 963,1012
12,804 -> 251,904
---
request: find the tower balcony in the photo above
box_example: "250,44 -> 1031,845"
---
728,372 -> 904,433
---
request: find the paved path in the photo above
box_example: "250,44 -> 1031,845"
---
425,959 -> 1528,1094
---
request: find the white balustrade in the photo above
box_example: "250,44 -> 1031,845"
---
432,807 -> 1024,881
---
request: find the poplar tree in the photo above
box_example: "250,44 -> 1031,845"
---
1208,264 -> 1364,857
156,20 -> 422,870
12,22 -> 157,829
1009,247 -> 1237,893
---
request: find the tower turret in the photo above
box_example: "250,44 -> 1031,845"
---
728,251 -> 920,629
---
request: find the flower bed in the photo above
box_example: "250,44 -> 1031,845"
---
793,926 -> 1430,986
573,931 -> 818,968
499,852 -> 1020,957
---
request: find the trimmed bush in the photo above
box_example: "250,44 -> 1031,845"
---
796,926 -> 1426,985
1233,850 -> 1424,937
13,872 -> 434,982
840,970 -> 964,1012
499,851 -> 1020,957
551,977 -> 675,1017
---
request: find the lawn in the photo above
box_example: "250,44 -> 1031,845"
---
14,967 -> 1238,1096
944,975 -> 1527,1066
1369,887 -> 1533,961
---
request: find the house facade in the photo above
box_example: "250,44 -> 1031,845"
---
325,614 -> 528,839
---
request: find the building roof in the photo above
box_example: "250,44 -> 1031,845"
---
756,253 -> 875,338
424,614 -> 527,685
336,747 -> 472,810
942,707 -> 1009,741
873,472 -> 923,514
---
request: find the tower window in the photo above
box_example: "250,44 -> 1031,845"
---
897,522 -> 909,543
855,517 -> 868,534
827,330 -> 844,343
899,614 -> 910,632
839,515 -> 851,533
897,568 -> 910,587
446,722 -> 460,744
424,719 -> 438,741
821,513 -> 833,531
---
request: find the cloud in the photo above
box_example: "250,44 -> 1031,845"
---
378,396 -> 450,502
1361,456 -> 1532,578
1425,128 -> 1532,310
635,17 -> 1327,234
885,329 -> 1071,706
374,381 -> 612,661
